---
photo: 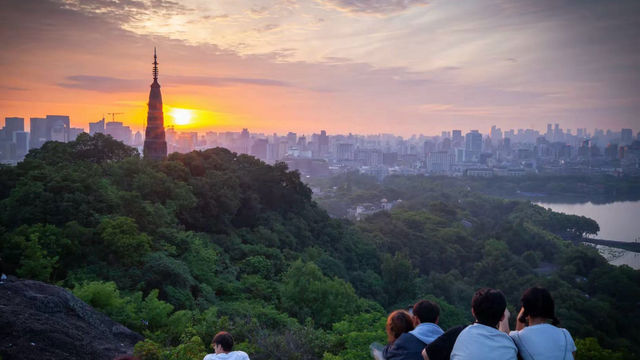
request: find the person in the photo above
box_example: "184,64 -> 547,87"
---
449,288 -> 517,360
203,331 -> 250,360
382,310 -> 423,360
509,287 -> 576,360
423,309 -> 510,360
409,300 -> 444,345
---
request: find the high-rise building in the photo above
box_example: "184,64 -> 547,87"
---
465,130 -> 482,161
29,117 -> 47,149
251,138 -> 268,161
13,131 -> 28,159
423,140 -> 435,155
318,130 -> 329,156
286,132 -> 297,145
503,137 -> 511,152
134,131 -> 143,146
89,117 -> 105,135
452,130 -> 463,146
3,117 -> 24,141
490,125 -> 502,143
621,128 -> 632,144
382,152 -> 398,166
46,115 -> 70,142
143,48 -> 167,160
69,128 -> 84,141
427,151 -> 454,173
605,143 -> 619,160
297,135 -> 307,148
440,137 -> 451,151
106,122 -> 132,144
337,143 -> 354,161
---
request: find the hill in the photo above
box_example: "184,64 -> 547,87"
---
1,134 -> 638,359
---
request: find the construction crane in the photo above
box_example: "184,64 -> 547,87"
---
106,112 -> 124,123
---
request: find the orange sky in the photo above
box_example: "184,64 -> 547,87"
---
1,0 -> 639,136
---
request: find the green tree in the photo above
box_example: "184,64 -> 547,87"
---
381,253 -> 417,308
281,260 -> 366,328
98,216 -> 151,266
575,337 -> 625,360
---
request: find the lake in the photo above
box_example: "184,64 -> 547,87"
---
535,200 -> 640,269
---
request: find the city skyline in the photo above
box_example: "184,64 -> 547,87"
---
1,114 -> 636,141
1,0 -> 639,136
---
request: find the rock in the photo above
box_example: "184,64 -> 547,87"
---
0,278 -> 143,360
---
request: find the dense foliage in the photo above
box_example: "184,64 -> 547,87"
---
1,134 -> 638,359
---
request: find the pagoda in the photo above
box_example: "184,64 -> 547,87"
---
143,47 -> 167,160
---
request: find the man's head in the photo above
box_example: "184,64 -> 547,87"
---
412,300 -> 440,324
212,331 -> 234,354
471,288 -> 506,328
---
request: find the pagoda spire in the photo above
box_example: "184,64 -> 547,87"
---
143,48 -> 167,160
153,47 -> 158,82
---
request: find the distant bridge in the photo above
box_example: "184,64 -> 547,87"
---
578,238 -> 640,253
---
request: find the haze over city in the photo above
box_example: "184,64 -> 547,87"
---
1,0 -> 639,136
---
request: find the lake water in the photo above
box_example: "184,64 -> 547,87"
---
535,201 -> 640,269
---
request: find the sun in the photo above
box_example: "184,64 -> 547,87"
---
170,108 -> 193,126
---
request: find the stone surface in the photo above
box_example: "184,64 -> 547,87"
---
0,277 -> 143,360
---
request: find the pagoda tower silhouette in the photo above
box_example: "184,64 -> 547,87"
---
143,47 -> 167,160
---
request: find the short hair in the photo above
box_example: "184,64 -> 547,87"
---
471,288 -> 506,327
520,287 -> 559,326
212,331 -> 234,352
386,310 -> 415,343
413,300 -> 440,323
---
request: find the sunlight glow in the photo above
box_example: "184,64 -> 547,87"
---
169,108 -> 193,126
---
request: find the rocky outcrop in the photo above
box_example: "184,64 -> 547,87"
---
0,277 -> 143,360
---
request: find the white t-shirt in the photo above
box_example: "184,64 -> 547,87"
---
203,351 -> 250,360
451,323 -> 517,360
510,324 -> 576,360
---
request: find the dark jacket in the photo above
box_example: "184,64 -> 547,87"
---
382,332 -> 425,360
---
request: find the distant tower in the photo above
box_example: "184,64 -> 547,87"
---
143,47 -> 167,160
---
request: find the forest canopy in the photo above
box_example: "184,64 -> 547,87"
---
1,134 -> 638,360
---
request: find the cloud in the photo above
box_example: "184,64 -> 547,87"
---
168,75 -> 291,88
249,6 -> 270,18
0,86 -> 29,91
57,75 -> 291,92
318,0 -> 428,15
254,23 -> 280,33
57,76 -> 143,92
2,0 -> 639,134
56,0 -> 192,22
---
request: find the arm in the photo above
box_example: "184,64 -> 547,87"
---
498,308 -> 510,333
515,307 -> 526,331
422,348 -> 430,360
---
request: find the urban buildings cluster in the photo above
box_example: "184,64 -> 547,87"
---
1,117 -> 639,178
0,115 -> 85,163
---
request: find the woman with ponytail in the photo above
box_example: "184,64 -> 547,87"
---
509,287 -> 576,360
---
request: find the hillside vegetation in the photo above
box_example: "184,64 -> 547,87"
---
1,134 -> 638,360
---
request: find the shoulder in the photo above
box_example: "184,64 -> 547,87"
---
389,333 -> 420,350
203,354 -> 217,360
234,351 -> 250,360
427,325 -> 468,360
560,328 -> 577,351
559,328 -> 572,337
435,325 -> 467,343
397,332 -> 422,345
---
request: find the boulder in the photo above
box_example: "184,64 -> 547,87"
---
0,277 -> 143,360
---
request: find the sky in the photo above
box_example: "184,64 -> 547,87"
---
1,0 -> 639,137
